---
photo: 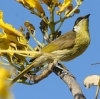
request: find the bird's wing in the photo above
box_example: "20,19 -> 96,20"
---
42,31 -> 76,53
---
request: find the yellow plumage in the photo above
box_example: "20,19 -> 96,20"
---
41,15 -> 90,61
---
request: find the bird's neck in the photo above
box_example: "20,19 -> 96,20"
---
74,24 -> 90,37
75,28 -> 90,46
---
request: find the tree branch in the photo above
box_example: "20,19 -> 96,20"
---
53,66 -> 86,99
24,63 -> 53,83
24,63 -> 86,99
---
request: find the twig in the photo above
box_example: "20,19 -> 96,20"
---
49,4 -> 55,23
30,33 -> 44,47
0,61 -> 10,66
95,86 -> 99,99
7,78 -> 33,85
91,63 -> 100,65
15,53 -> 36,58
56,21 -> 64,32
95,77 -> 100,99
0,50 -> 41,54
5,55 -> 22,71
1,56 -> 9,62
55,0 -> 83,25
24,63 -> 53,83
30,9 -> 41,17
48,4 -> 55,34
66,4 -> 81,18
55,17 -> 66,25
27,44 -> 34,51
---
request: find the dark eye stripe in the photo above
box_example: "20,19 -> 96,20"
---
74,17 -> 84,26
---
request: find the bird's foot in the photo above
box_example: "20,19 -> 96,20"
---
53,62 -> 75,79
59,69 -> 75,79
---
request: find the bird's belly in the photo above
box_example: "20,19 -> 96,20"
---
66,45 -> 88,61
51,41 -> 90,61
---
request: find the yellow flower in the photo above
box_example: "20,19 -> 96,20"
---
0,10 -> 24,37
63,0 -> 72,6
58,0 -> 72,13
16,0 -> 45,16
0,11 -> 27,56
0,66 -> 12,99
0,32 -> 27,56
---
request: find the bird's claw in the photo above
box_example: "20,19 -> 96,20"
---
54,63 -> 75,79
60,69 -> 75,79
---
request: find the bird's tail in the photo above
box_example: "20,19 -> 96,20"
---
29,51 -> 42,62
9,54 -> 50,86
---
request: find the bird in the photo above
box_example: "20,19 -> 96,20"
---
30,14 -> 90,62
10,14 -> 90,85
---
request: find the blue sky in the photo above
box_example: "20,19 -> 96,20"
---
0,0 -> 100,99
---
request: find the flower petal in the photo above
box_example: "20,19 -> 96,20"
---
59,0 -> 72,13
0,10 -> 27,49
0,10 -> 24,37
17,0 -> 45,16
63,0 -> 72,5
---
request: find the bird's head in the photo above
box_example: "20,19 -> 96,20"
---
73,14 -> 90,32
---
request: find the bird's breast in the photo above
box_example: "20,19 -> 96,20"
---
51,32 -> 90,61
65,32 -> 90,61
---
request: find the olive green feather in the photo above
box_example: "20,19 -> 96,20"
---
42,31 -> 76,53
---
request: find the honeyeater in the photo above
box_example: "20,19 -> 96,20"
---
10,14 -> 90,85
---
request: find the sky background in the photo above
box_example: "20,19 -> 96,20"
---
0,0 -> 100,99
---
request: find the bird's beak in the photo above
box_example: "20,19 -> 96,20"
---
84,14 -> 90,19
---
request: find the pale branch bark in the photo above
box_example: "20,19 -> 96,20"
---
53,66 -> 86,99
24,63 -> 86,99
24,63 -> 53,83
